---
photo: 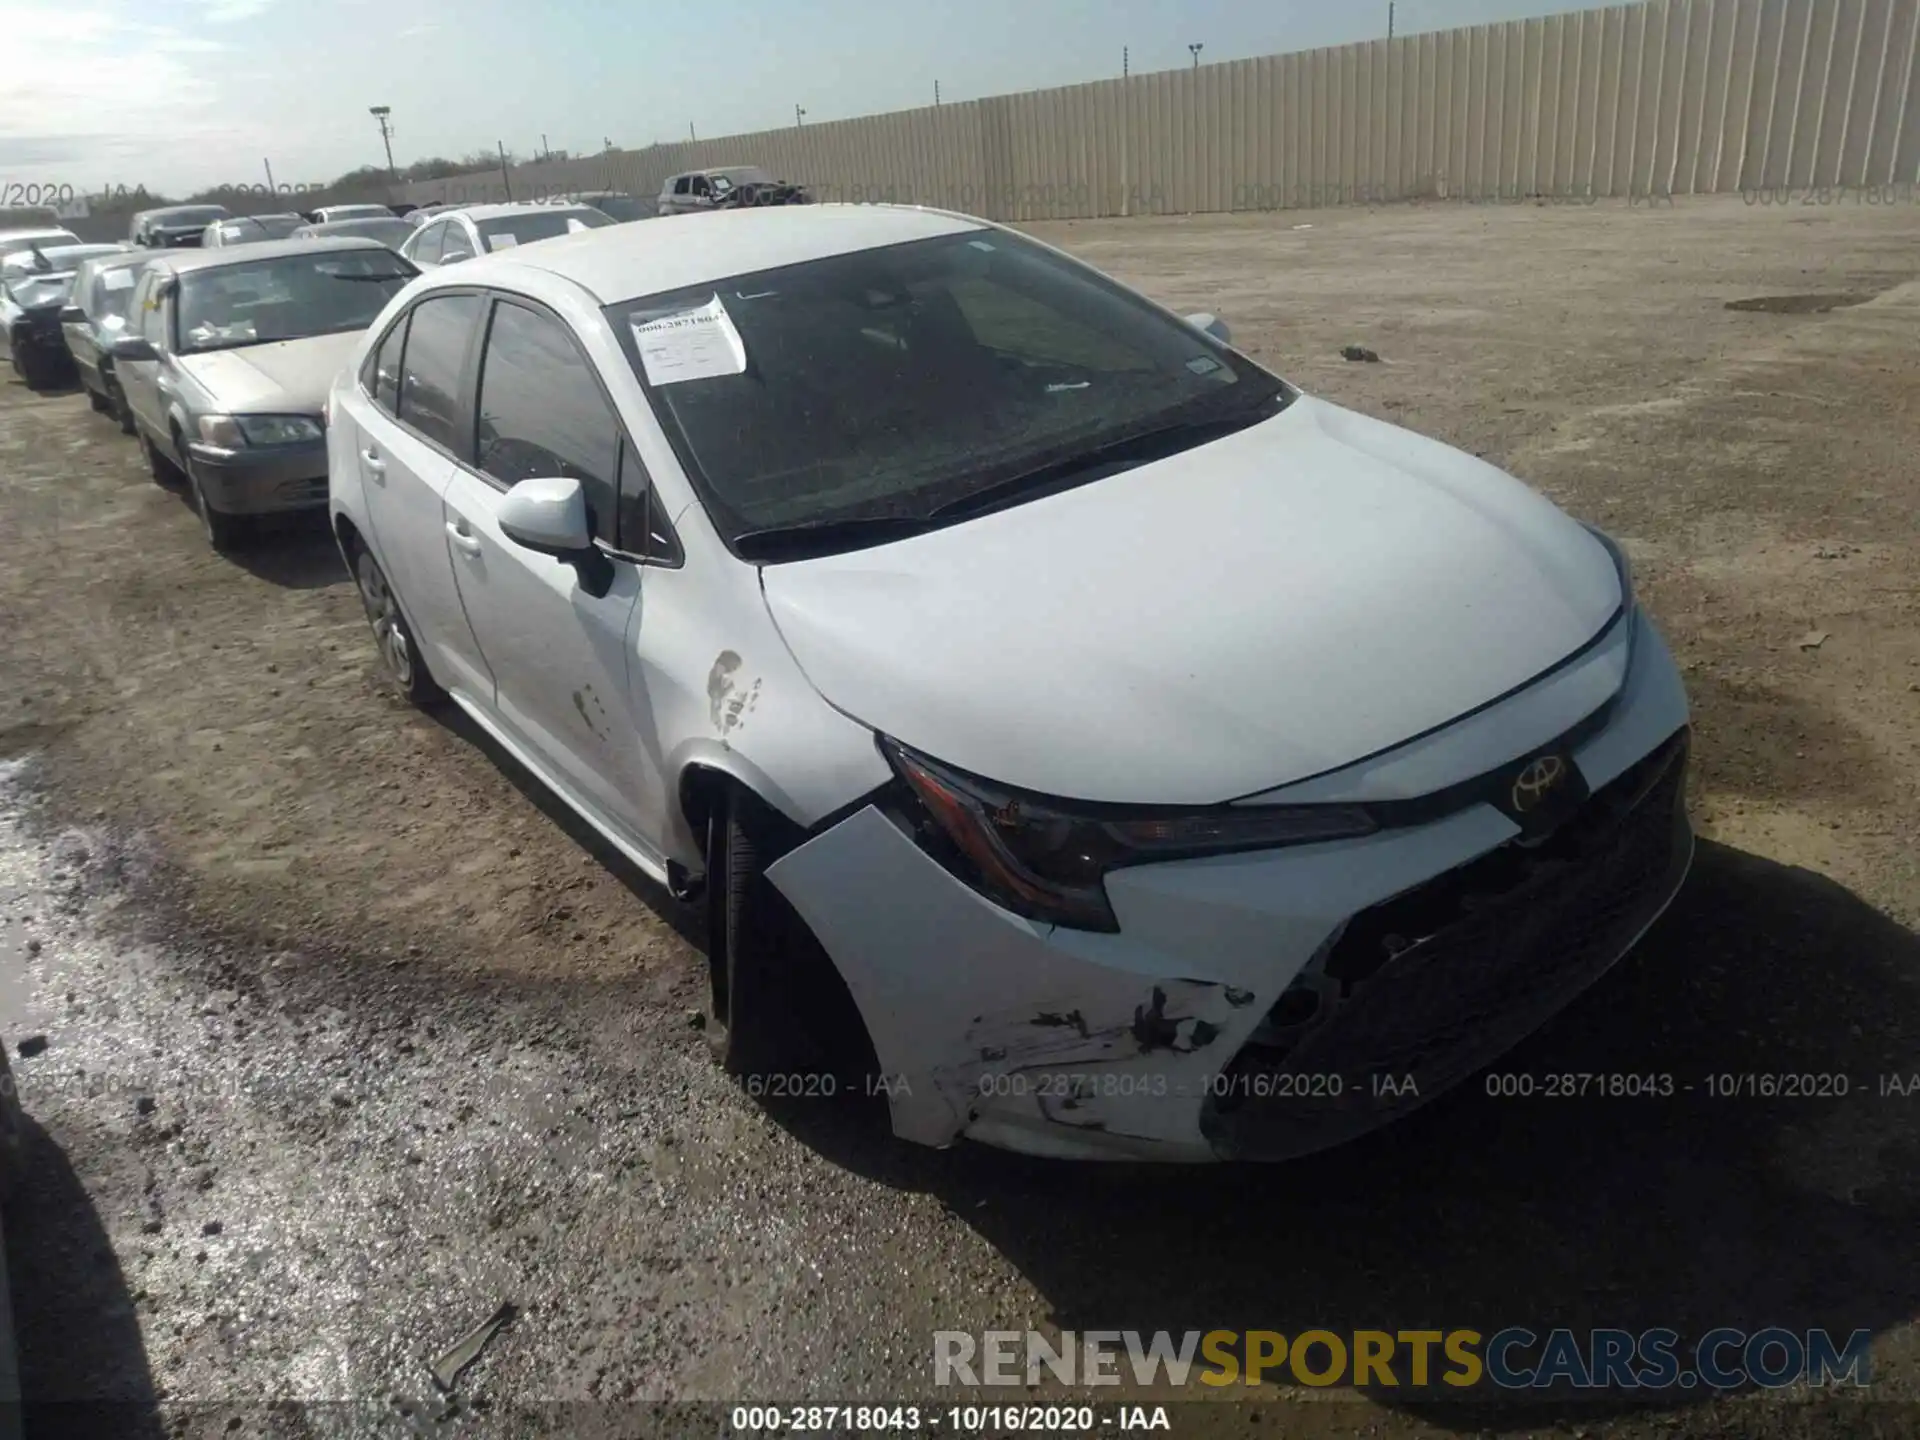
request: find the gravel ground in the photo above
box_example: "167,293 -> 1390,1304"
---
0,194 -> 1917,1439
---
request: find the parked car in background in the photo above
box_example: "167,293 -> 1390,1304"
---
107,236 -> 416,550
2,242 -> 131,389
397,202 -> 612,270
557,190 -> 655,222
290,216 -> 415,251
203,213 -> 306,247
401,202 -> 460,227
132,205 -> 232,248
657,166 -> 810,214
0,226 -> 81,260
327,205 -> 1692,1161
309,203 -> 399,225
60,249 -> 156,430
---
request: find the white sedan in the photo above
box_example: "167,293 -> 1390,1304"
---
327,205 -> 1693,1162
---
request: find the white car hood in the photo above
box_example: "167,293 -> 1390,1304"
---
760,396 -> 1623,805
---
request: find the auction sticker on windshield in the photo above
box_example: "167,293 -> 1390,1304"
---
631,294 -> 747,385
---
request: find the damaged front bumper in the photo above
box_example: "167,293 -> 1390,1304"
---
767,612 -> 1693,1162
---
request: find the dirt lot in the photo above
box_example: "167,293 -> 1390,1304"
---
1,194 -> 1917,1438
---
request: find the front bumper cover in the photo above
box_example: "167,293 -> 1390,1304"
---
767,609 -> 1693,1161
186,437 -> 329,516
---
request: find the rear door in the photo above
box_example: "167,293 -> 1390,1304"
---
62,269 -> 100,386
438,294 -> 660,845
345,292 -> 495,700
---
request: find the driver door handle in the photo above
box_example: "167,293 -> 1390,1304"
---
361,449 -> 386,483
446,520 -> 483,557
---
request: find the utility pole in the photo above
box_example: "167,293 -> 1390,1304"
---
795,104 -> 807,127
1389,3 -> 1396,39
1189,43 -> 1203,70
935,79 -> 941,105
263,158 -> 277,195
541,133 -> 550,162
497,140 -> 513,201
689,121 -> 696,142
369,105 -> 397,179
1123,46 -> 1129,77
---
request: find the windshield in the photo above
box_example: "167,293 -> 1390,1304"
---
607,229 -> 1285,549
215,215 -> 303,243
583,195 -> 649,222
316,218 -> 413,248
4,272 -> 76,309
176,248 -> 415,353
477,209 -> 612,248
158,207 -> 228,227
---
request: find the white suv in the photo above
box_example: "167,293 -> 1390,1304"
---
328,205 -> 1693,1162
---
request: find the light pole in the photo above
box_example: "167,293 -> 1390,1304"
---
369,105 -> 397,179
795,104 -> 807,127
1189,43 -> 1203,70
1389,3 -> 1396,39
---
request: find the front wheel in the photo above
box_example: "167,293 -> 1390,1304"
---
704,790 -> 807,1076
187,458 -> 246,553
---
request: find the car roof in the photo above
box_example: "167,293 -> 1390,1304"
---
75,250 -> 155,275
0,227 -> 80,243
144,234 -> 399,273
438,203 -> 983,305
218,212 -> 303,225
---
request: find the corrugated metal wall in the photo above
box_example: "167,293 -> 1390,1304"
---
394,0 -> 1920,216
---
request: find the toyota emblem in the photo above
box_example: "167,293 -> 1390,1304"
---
1510,755 -> 1569,813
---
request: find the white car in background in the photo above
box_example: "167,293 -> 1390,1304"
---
397,202 -> 612,270
327,205 -> 1693,1162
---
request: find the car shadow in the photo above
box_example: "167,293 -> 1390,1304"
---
229,516 -> 347,591
429,704 -> 708,953
4,1116 -> 163,1439
768,840 -> 1920,1421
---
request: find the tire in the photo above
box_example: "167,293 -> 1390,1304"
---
140,428 -> 182,486
352,543 -> 444,708
703,789 -> 805,1076
109,378 -> 136,435
16,347 -> 62,392
184,453 -> 247,553
87,385 -> 110,413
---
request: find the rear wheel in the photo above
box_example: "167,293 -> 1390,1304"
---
86,386 -> 110,413
353,544 -> 444,708
16,348 -> 63,391
108,378 -> 136,435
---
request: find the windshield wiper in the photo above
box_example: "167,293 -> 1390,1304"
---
926,402 -> 1280,523
733,513 -> 937,561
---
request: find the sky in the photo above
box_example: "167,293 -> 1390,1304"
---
0,0 -> 1626,196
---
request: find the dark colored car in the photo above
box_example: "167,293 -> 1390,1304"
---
1,242 -> 132,389
132,204 -> 233,248
61,250 -> 156,429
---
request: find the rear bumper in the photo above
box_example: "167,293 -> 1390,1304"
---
186,438 -> 330,515
768,608 -> 1693,1161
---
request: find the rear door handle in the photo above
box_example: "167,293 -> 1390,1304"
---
445,520 -> 483,557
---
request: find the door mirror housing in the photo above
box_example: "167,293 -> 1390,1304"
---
58,305 -> 86,324
498,476 -> 592,556
1185,312 -> 1231,345
440,249 -> 472,265
109,334 -> 159,362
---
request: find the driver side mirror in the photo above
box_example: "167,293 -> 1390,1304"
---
110,334 -> 159,363
1185,312 -> 1231,345
441,249 -> 473,265
58,305 -> 86,324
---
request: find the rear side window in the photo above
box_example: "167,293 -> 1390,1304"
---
473,300 -> 618,537
396,293 -> 481,452
366,315 -> 408,414
672,176 -> 691,196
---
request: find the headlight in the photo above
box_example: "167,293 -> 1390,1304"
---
880,738 -> 1378,932
236,414 -> 324,445
196,413 -> 244,447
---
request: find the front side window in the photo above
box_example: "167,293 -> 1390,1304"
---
607,228 -> 1285,556
174,249 -> 415,354
474,300 -> 619,537
395,292 -> 481,452
671,176 -> 691,196
476,209 -> 611,250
